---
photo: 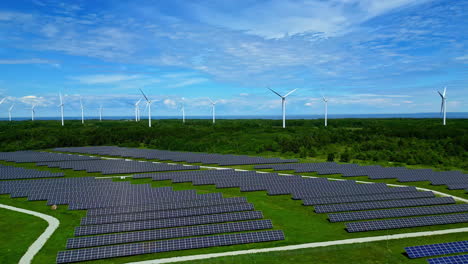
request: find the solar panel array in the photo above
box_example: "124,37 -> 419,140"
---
346,213 -> 468,232
36,158 -> 199,174
329,204 -> 468,222
135,169 -> 468,233
0,150 -> 100,163
405,240 -> 468,258
0,164 -> 64,180
57,230 -> 285,264
427,254 -> 468,264
255,162 -> 468,192
53,146 -> 298,165
0,177 -> 284,263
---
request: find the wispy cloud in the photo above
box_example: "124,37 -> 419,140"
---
70,74 -> 142,84
0,58 -> 58,65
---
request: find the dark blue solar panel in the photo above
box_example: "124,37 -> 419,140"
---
405,240 -> 468,258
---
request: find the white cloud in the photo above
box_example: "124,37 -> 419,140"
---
70,74 -> 141,84
168,78 -> 208,88
191,0 -> 431,38
163,99 -> 177,108
0,58 -> 58,65
454,55 -> 468,63
18,95 -> 49,107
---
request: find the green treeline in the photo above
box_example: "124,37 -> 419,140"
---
0,118 -> 466,170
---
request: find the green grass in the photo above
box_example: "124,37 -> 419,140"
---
0,207 -> 48,264
0,154 -> 467,264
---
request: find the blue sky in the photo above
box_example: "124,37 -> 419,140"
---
0,0 -> 467,117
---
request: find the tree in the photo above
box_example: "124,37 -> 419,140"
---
327,153 -> 335,162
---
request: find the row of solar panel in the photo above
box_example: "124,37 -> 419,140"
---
0,164 -> 64,180
254,162 -> 468,191
0,150 -> 100,163
36,158 -> 199,174
53,146 -> 298,165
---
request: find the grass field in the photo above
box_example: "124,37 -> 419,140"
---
0,152 -> 467,264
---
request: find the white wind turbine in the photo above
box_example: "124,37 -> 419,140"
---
8,104 -> 14,121
139,89 -> 153,127
208,98 -> 217,124
322,96 -> 329,127
181,99 -> 186,124
31,104 -> 37,121
135,98 -> 142,122
268,87 -> 297,128
438,87 -> 447,126
58,93 -> 64,126
79,97 -> 85,124
99,105 -> 103,121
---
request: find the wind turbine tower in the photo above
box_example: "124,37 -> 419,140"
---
135,98 -> 142,122
8,104 -> 14,121
323,96 -> 329,127
99,105 -> 103,121
208,98 -> 217,124
58,93 -> 64,126
139,89 -> 153,127
80,97 -> 84,124
268,88 -> 297,128
31,104 -> 36,121
438,87 -> 447,125
181,100 -> 186,124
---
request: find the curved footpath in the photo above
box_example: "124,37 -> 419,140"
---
0,203 -> 59,264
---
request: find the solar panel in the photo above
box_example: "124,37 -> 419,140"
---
329,204 -> 468,222
86,197 -> 249,216
303,191 -> 435,205
80,203 -> 255,225
75,211 -> 264,236
405,240 -> 468,258
427,254 -> 468,264
346,213 -> 468,232
57,230 -> 285,263
67,219 -> 274,249
315,197 -> 455,213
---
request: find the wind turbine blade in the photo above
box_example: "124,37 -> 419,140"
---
136,98 -> 142,105
267,87 -> 283,98
437,91 -> 444,98
208,98 -> 214,104
440,100 -> 444,114
0,98 -> 6,105
284,88 -> 297,98
139,89 -> 149,102
443,86 -> 447,97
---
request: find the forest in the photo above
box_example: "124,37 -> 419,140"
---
0,118 -> 466,171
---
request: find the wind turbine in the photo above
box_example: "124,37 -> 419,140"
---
208,98 -> 216,124
0,97 -> 6,105
181,98 -> 185,124
79,97 -> 84,124
135,98 -> 142,122
58,93 -> 64,126
322,96 -> 329,127
139,89 -> 153,127
31,104 -> 37,121
267,87 -> 297,128
99,105 -> 103,121
8,104 -> 14,121
438,87 -> 447,125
